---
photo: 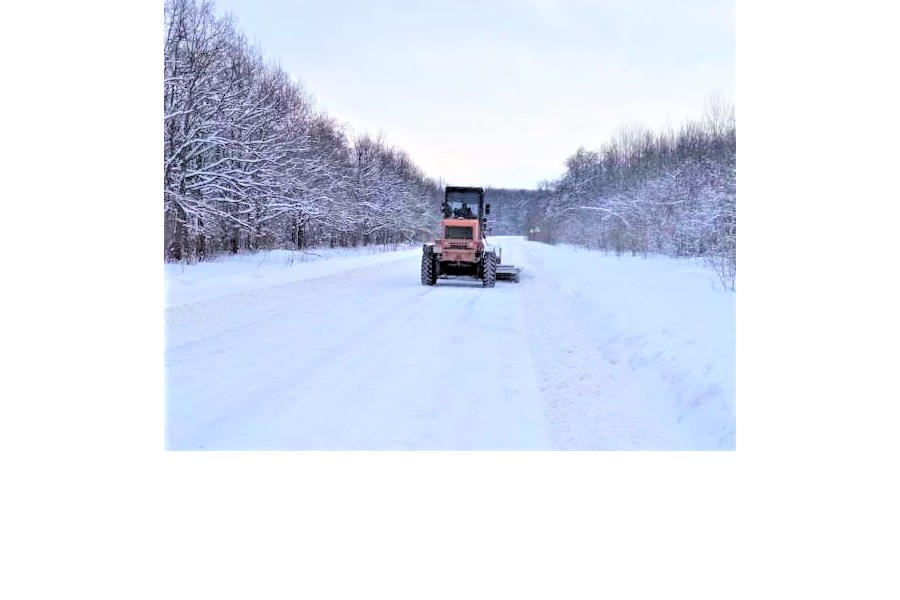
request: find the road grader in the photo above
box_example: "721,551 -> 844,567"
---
421,186 -> 520,287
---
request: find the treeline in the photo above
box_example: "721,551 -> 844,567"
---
524,102 -> 736,289
164,0 -> 442,262
483,188 -> 546,236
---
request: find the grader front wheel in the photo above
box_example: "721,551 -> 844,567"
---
421,247 -> 437,285
482,252 -> 497,287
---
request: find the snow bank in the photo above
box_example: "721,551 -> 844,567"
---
502,237 -> 735,449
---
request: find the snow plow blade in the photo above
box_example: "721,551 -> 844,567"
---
496,264 -> 520,282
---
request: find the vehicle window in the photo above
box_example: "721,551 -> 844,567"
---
445,226 -> 473,240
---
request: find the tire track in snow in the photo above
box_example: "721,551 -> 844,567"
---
167,253 -> 549,449
167,259 -> 442,448
517,241 -> 681,450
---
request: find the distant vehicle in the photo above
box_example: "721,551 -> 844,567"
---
421,186 -> 520,286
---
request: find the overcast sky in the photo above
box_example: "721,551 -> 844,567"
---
209,0 -> 734,189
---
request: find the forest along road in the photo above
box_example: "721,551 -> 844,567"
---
165,237 -> 732,450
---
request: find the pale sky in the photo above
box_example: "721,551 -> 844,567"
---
210,0 -> 734,189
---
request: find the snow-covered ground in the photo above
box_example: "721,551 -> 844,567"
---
165,244 -> 420,309
165,236 -> 735,450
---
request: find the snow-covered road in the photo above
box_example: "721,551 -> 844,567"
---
165,237 -> 735,450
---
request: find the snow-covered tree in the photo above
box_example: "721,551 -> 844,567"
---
523,102 -> 736,287
164,0 -> 441,261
